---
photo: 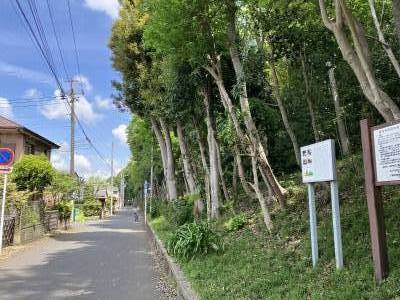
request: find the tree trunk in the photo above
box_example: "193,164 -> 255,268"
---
232,156 -> 238,197
160,119 -> 177,200
251,152 -> 273,231
369,0 -> 400,78
328,67 -> 350,155
301,53 -> 320,141
202,88 -> 220,219
234,145 -> 256,199
269,56 -> 301,165
151,118 -> 168,184
319,0 -> 400,121
176,121 -> 197,194
215,138 -> 230,201
195,127 -> 211,220
392,0 -> 400,45
203,3 -> 287,206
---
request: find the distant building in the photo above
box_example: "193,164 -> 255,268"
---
0,116 -> 60,161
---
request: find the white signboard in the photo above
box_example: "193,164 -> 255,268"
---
301,139 -> 336,183
373,123 -> 400,183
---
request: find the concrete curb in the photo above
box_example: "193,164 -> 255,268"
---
147,223 -> 200,300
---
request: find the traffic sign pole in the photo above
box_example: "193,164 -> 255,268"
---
0,174 -> 8,254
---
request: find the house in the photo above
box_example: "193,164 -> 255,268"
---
0,116 -> 60,161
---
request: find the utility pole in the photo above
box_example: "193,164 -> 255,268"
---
120,174 -> 125,209
110,141 -> 114,216
67,79 -> 79,176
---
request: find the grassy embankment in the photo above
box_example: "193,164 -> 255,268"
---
150,155 -> 400,299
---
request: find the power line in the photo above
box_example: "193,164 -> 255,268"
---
46,0 -> 70,81
66,0 -> 84,94
13,0 -> 65,93
12,0 -> 112,173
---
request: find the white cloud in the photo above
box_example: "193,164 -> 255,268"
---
83,0 -> 120,19
0,97 -> 13,119
0,61 -> 52,84
51,141 -> 93,177
23,88 -> 42,99
112,124 -> 128,144
76,154 -> 92,172
73,74 -> 92,93
51,141 -> 69,171
40,90 -> 102,124
95,96 -> 113,110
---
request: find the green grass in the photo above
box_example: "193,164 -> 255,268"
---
150,155 -> 400,299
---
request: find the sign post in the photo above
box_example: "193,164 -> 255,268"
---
301,139 -> 343,269
0,148 -> 15,255
360,118 -> 397,283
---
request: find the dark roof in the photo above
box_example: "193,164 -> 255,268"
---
0,115 -> 60,149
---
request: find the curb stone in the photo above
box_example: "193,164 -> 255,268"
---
147,223 -> 200,300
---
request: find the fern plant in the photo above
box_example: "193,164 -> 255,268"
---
167,222 -> 223,261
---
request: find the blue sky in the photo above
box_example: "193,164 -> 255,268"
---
0,0 -> 130,178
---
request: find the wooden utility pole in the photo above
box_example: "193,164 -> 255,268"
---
110,141 -> 114,216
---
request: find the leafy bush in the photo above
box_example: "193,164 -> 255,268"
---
224,214 -> 248,232
11,155 -> 55,192
149,197 -> 163,218
165,195 -> 195,226
82,198 -> 102,217
55,201 -> 72,221
75,210 -> 86,223
167,222 -> 223,261
20,207 -> 40,226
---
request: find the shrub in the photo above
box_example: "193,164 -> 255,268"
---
149,197 -> 163,218
11,155 -> 55,192
165,195 -> 195,226
55,201 -> 72,221
224,214 -> 248,232
167,222 -> 223,261
82,198 -> 102,217
75,210 -> 86,223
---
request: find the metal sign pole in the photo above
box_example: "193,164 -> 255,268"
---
330,180 -> 343,269
0,174 -> 8,254
307,183 -> 318,267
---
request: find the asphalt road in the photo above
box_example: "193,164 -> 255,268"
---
0,209 -> 165,300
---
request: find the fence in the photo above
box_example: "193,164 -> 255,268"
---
2,217 -> 15,247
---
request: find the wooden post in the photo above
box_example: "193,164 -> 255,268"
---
360,119 -> 389,283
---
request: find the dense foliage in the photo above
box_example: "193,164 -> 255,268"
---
167,222 -> 223,261
12,155 -> 55,192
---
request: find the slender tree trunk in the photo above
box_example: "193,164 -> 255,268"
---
269,56 -> 301,165
176,121 -> 197,194
203,4 -> 287,206
251,152 -> 273,231
160,119 -> 177,200
328,67 -> 350,155
369,0 -> 400,78
319,0 -> 400,121
301,53 -> 320,141
232,156 -> 238,197
234,146 -> 256,199
202,88 -> 220,219
392,0 -> 400,45
215,138 -> 230,201
151,118 -> 168,184
195,127 -> 211,220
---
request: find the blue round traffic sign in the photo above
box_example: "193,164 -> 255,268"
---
0,148 -> 14,166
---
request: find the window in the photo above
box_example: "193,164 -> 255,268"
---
24,143 -> 34,155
